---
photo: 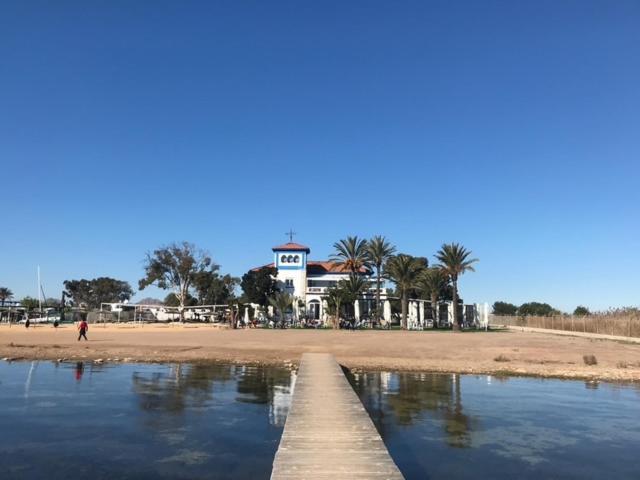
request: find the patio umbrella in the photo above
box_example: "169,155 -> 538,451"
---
354,300 -> 360,322
244,306 -> 250,325
384,300 -> 391,323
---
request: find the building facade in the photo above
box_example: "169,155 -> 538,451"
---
257,241 -> 384,322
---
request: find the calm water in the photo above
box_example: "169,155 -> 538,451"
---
2,362 -> 639,480
348,371 -> 640,480
0,361 -> 295,480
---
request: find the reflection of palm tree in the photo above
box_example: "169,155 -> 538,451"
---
442,374 -> 472,448
350,371 -> 476,449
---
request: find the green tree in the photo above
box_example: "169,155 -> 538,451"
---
366,236 -> 396,327
573,305 -> 590,316
241,267 -> 278,306
20,296 -> 39,311
385,254 -> 425,329
435,243 -> 478,331
331,236 -> 370,273
139,242 -> 213,322
268,291 -> 293,327
44,297 -> 61,308
193,270 -> 238,305
418,268 -> 449,327
164,293 -> 198,307
64,277 -> 134,308
0,287 -> 13,306
518,302 -> 557,316
492,301 -> 518,316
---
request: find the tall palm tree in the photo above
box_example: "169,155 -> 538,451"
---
385,255 -> 425,329
366,236 -> 396,327
331,236 -> 370,273
0,287 -> 13,306
435,243 -> 478,331
417,268 -> 449,328
268,291 -> 293,327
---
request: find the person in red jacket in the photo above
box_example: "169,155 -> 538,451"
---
77,318 -> 88,341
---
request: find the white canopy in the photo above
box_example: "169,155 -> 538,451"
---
384,300 -> 391,323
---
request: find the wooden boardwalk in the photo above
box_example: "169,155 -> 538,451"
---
271,353 -> 404,479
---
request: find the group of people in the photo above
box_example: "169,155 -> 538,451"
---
21,315 -> 89,341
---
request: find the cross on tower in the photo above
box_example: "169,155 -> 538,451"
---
285,229 -> 297,242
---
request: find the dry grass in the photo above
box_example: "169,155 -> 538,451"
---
494,354 -> 510,362
492,309 -> 640,338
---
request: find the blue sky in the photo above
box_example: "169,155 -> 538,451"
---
1,1 -> 638,312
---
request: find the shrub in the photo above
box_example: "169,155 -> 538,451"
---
574,306 -> 590,316
583,355 -> 598,366
494,354 -> 510,362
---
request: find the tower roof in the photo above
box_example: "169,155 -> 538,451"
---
272,242 -> 311,253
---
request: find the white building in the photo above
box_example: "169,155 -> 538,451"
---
255,241 -> 385,322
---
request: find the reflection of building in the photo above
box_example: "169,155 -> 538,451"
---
269,370 -> 296,427
254,241 -> 386,322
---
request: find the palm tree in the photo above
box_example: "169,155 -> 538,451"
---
385,255 -> 425,329
268,291 -> 293,327
0,287 -> 13,306
331,236 -> 370,273
435,243 -> 478,331
341,273 -> 370,322
366,236 -> 396,327
418,268 -> 449,328
325,285 -> 349,329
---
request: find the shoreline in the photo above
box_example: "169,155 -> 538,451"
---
2,324 -> 640,382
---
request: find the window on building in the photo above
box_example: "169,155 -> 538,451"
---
293,255 -> 300,262
287,255 -> 294,262
281,255 -> 287,263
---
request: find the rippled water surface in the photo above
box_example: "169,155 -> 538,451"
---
348,371 -> 640,480
0,361 -> 295,480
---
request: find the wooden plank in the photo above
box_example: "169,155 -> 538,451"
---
271,353 -> 404,480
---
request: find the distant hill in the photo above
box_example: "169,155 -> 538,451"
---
136,297 -> 164,306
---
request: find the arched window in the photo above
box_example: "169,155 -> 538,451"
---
281,255 -> 287,263
293,255 -> 300,262
287,255 -> 294,262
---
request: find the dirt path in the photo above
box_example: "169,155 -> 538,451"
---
2,324 -> 640,381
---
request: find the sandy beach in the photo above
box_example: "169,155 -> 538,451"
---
2,323 -> 640,381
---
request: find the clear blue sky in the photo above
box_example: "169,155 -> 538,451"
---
1,1 -> 638,312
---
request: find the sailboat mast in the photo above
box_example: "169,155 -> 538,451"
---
37,265 -> 42,314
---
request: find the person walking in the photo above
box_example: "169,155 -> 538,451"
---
77,317 -> 88,341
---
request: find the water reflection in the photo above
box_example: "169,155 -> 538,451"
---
130,364 -> 295,426
348,370 -> 640,480
0,361 -> 295,480
349,371 -> 477,448
74,362 -> 84,381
